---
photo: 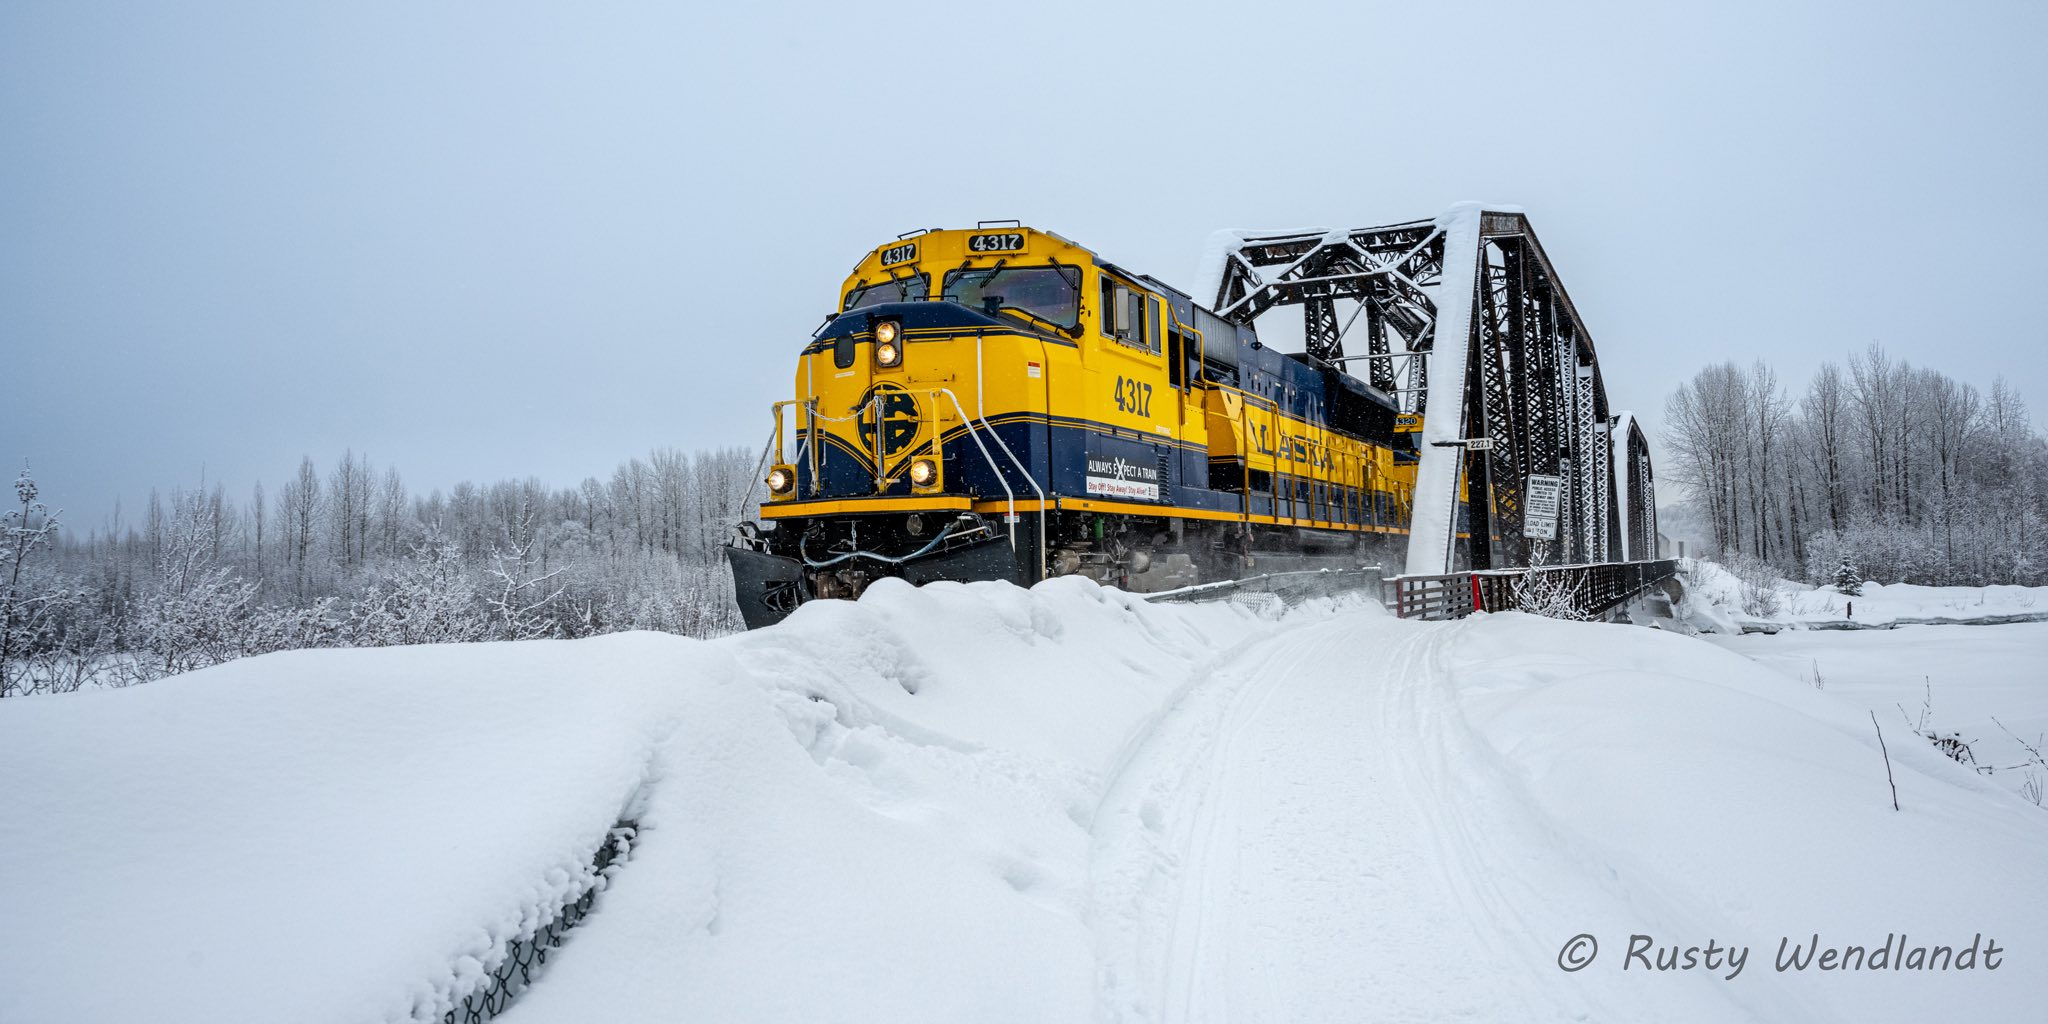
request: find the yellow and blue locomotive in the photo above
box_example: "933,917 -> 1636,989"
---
725,224 -> 1423,628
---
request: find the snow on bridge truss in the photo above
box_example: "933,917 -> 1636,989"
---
1196,203 -> 1657,576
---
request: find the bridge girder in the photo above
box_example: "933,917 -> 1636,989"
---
1199,205 -> 1646,575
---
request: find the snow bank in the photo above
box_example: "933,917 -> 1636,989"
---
1446,613 -> 2048,1022
1682,557 -> 2048,631
0,579 -> 1331,1024
1709,622 -> 2048,807
505,578 -> 1337,1023
0,633 -> 725,1024
3,579 -> 2043,1023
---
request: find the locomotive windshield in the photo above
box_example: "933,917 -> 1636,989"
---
941,265 -> 1081,329
843,273 -> 929,311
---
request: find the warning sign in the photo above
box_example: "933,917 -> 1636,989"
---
1522,474 -> 1562,540
1086,454 -> 1161,501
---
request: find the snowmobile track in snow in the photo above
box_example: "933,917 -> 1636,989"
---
1087,611 -> 1660,1022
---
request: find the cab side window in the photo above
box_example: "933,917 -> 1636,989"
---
1098,272 -> 1159,354
1099,275 -> 1131,345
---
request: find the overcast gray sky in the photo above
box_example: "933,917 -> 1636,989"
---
5,0 -> 2043,526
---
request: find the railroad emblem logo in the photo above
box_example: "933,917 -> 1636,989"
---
857,383 -> 921,458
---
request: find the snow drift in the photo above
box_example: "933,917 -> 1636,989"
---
1,577 -> 2043,1023
1681,557 -> 2048,632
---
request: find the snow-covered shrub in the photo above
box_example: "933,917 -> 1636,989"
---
1926,731 -> 1979,767
1515,569 -> 1590,621
246,599 -> 344,654
25,444 -> 760,686
1902,682 -> 1987,773
0,576 -> 111,696
346,540 -> 492,646
485,544 -> 566,642
1992,719 -> 2047,808
564,550 -> 742,637
131,568 -> 257,677
1722,553 -> 1784,618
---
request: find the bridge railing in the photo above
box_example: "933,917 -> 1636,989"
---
1145,567 -> 1383,606
1383,559 -> 1677,621
1384,572 -> 1477,620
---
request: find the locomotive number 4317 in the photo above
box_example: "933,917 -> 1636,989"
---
1114,375 -> 1153,416
967,232 -> 1026,253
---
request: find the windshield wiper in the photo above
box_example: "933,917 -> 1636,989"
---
881,267 -> 919,300
953,258 -> 1007,291
987,303 -> 1082,339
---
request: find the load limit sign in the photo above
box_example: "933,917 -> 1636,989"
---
1522,474 -> 1563,540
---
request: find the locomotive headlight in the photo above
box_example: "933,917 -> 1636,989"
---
766,465 -> 795,495
873,321 -> 902,367
909,457 -> 938,488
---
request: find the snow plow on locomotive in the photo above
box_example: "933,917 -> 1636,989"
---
724,224 -> 1430,629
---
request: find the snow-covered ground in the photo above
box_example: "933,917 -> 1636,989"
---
2,578 -> 2044,1023
1682,557 -> 2048,631
0,635 -> 715,1023
1709,623 -> 2048,808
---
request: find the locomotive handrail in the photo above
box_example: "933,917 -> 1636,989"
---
933,386 -> 1019,549
755,397 -> 866,508
1215,382 -> 1280,409
973,335 -> 1048,566
742,415 -> 778,522
869,392 -> 885,494
754,387 -> 1041,557
1297,435 -> 1339,525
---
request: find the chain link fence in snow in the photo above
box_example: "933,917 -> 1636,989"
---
445,821 -> 639,1024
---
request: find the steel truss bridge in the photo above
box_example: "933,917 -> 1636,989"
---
1199,204 -> 1660,586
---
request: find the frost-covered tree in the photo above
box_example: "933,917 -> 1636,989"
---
1669,348 -> 2048,589
1831,559 -> 1863,596
1665,362 -> 1748,554
484,496 -> 567,642
1,465 -> 65,697
129,486 -> 258,677
35,442 -> 759,686
1802,362 -> 1852,533
348,530 -> 490,646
